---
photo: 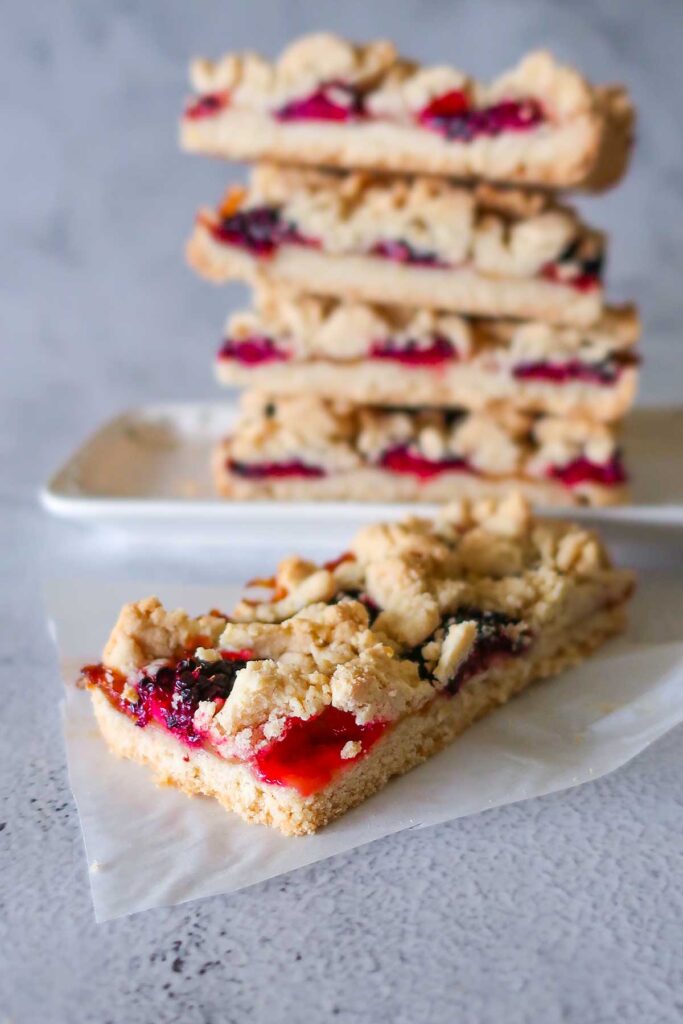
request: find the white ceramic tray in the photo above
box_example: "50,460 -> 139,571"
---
41,402 -> 683,534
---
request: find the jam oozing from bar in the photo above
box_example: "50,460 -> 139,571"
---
185,91 -> 229,120
276,82 -> 365,122
219,336 -> 290,365
228,458 -> 326,480
549,454 -> 627,488
418,91 -> 545,141
82,651 -> 254,747
379,445 -> 473,480
513,358 -> 623,386
370,335 -> 458,366
253,706 -> 386,796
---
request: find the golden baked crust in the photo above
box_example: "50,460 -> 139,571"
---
180,35 -> 634,191
87,496 -> 633,834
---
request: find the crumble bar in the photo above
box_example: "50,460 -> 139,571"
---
188,166 -> 606,326
83,495 -> 634,834
213,392 -> 628,507
180,33 -> 633,191
216,285 -> 639,421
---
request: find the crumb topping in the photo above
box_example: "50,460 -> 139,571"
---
225,285 -> 638,366
234,164 -> 593,274
224,393 -> 620,480
189,34 -> 601,123
98,497 -> 632,755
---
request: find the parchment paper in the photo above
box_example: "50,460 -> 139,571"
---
48,575 -> 683,921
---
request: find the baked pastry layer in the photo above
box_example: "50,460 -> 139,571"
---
180,34 -> 633,191
188,167 -> 606,326
217,286 -> 639,421
214,392 -> 628,507
83,496 -> 634,834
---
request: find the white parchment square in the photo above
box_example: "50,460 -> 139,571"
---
48,575 -> 683,921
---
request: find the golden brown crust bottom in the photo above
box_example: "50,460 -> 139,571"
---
91,602 -> 627,835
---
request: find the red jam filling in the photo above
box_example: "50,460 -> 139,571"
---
219,336 -> 289,365
371,239 -> 445,267
418,93 -> 544,140
82,651 -> 254,748
276,82 -> 365,122
185,92 -> 229,120
370,335 -> 458,366
228,459 -> 326,480
549,454 -> 627,488
253,706 -> 386,796
208,205 -> 318,258
380,445 -> 473,480
513,359 -> 621,386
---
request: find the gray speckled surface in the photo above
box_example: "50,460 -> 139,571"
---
3,2 -> 683,1021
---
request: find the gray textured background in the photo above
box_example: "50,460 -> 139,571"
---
3,2 -> 683,1022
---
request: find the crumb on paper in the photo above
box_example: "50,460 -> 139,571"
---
89,860 -> 103,874
573,732 -> 586,744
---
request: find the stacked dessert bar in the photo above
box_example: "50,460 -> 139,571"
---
181,33 -> 637,507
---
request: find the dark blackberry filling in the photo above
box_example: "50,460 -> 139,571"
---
406,607 -> 532,692
543,240 -> 604,292
132,654 -> 252,745
210,206 -> 316,257
513,358 -> 622,386
228,459 -> 326,480
419,93 -> 544,141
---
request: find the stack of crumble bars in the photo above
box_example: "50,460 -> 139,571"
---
181,33 -> 637,507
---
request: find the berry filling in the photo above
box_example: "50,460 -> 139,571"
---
253,706 -> 386,796
370,335 -> 458,366
209,205 -> 317,258
228,459 -> 326,480
549,454 -> 627,488
407,606 -> 532,693
371,239 -> 444,267
276,82 -> 365,122
542,243 -> 604,292
219,336 -> 289,365
185,92 -> 229,120
513,358 -> 622,386
82,652 -> 254,748
380,445 -> 473,480
418,92 -> 544,141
